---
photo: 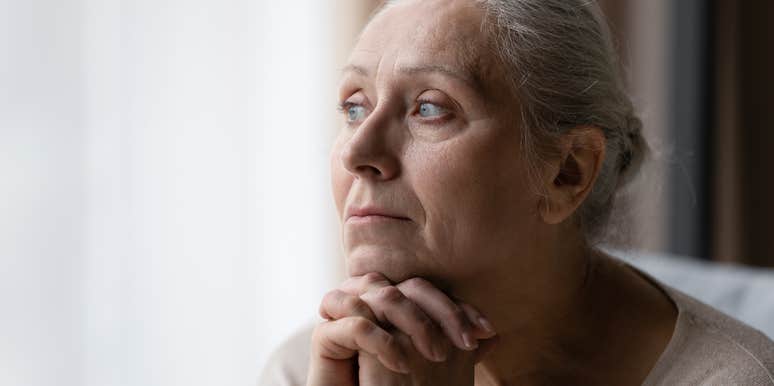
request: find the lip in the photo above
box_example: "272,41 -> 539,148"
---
345,206 -> 411,223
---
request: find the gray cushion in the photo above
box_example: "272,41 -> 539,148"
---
613,249 -> 774,339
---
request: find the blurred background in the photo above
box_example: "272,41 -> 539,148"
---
1,0 -> 772,385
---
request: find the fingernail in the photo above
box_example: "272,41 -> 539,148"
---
397,361 -> 411,374
478,316 -> 495,333
461,332 -> 478,350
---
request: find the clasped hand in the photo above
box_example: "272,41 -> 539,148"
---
308,273 -> 498,386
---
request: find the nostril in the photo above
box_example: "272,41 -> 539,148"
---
356,165 -> 382,177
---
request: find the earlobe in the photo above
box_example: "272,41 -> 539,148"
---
539,127 -> 606,225
538,195 -> 562,225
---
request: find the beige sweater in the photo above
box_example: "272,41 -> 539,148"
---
259,274 -> 774,385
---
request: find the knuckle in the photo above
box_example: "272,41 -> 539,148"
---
444,307 -> 467,327
321,290 -> 344,310
375,285 -> 404,303
401,277 -> 429,292
321,289 -> 341,305
342,294 -> 368,314
349,317 -> 375,335
319,291 -> 338,318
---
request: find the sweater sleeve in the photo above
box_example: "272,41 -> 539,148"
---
258,325 -> 314,386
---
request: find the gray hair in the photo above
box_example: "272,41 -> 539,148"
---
382,0 -> 647,243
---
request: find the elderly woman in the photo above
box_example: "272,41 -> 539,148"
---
261,0 -> 774,384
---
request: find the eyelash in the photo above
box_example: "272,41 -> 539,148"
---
336,101 -> 355,114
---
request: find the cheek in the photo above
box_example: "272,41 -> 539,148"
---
330,143 -> 352,219
414,150 -> 494,239
410,132 -> 536,261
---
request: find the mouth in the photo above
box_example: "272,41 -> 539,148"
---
345,206 -> 411,224
346,214 -> 411,224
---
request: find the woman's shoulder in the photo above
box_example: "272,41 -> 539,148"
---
258,324 -> 314,386
645,283 -> 774,385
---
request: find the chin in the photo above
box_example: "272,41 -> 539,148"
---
345,245 -> 421,283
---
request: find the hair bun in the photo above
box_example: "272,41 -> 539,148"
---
616,114 -> 647,188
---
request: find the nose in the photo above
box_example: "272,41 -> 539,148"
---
339,109 -> 401,181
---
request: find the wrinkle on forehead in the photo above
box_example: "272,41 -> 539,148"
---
348,0 -> 507,103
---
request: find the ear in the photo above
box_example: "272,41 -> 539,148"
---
539,126 -> 606,225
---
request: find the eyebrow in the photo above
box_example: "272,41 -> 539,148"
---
341,63 -> 484,94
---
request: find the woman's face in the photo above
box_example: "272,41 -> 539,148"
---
331,0 -> 543,284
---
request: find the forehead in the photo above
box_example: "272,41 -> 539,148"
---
348,0 -> 497,88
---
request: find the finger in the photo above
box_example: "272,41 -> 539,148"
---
340,274 -> 452,361
339,272 -> 392,295
360,285 -> 450,362
319,289 -> 377,321
358,351 -> 409,381
396,277 -> 479,351
358,332 -> 420,381
459,302 -> 497,339
312,317 -> 410,374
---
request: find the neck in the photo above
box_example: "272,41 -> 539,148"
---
448,234 -> 606,384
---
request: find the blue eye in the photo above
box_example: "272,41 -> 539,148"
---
418,102 -> 445,118
346,104 -> 366,123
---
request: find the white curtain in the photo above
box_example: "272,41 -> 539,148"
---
0,1 -> 339,385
